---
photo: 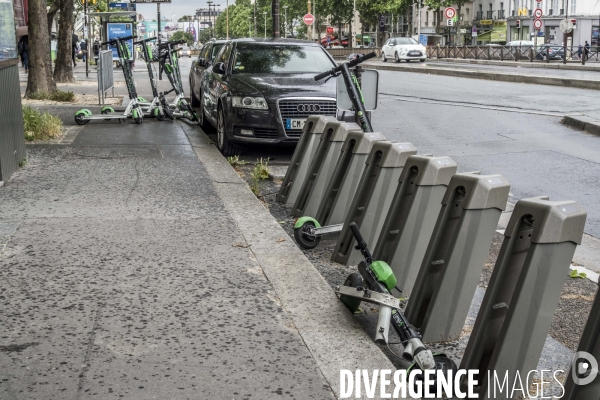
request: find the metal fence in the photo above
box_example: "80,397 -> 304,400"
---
97,50 -> 114,105
326,47 -> 381,59
427,45 -> 600,63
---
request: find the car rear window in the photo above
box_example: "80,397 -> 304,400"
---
231,44 -> 335,74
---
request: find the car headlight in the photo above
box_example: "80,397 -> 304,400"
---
232,96 -> 268,110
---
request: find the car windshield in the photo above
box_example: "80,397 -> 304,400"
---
231,44 -> 334,74
395,38 -> 418,45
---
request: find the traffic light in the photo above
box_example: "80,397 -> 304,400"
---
516,19 -> 521,28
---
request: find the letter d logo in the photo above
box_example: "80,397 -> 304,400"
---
572,351 -> 599,386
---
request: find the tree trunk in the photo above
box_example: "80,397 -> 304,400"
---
26,0 -> 56,97
53,0 -> 75,83
47,0 -> 59,38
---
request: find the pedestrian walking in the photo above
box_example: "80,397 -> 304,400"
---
18,35 -> 29,72
577,44 -> 583,59
93,38 -> 100,65
72,34 -> 79,67
584,40 -> 591,61
80,39 -> 87,63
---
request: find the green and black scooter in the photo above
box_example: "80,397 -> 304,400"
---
75,35 -> 145,125
130,36 -> 169,121
337,222 -> 457,382
156,40 -> 198,122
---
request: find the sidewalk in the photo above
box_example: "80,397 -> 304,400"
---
0,110 -> 394,398
563,112 -> 600,136
429,57 -> 600,71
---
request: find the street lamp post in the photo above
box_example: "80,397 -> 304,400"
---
207,0 -> 213,35
263,11 -> 267,38
417,0 -> 421,39
226,0 -> 229,39
248,16 -> 252,37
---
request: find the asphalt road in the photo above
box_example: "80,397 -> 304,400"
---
179,58 -> 600,239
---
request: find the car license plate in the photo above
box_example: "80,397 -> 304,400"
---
286,118 -> 306,130
409,51 -> 419,56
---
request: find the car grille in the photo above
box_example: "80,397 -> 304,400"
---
253,128 -> 278,139
278,99 -> 337,138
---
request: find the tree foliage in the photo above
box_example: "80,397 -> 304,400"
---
169,31 -> 195,46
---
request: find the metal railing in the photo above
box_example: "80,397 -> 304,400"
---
97,50 -> 114,105
498,10 -> 505,18
487,10 -> 494,18
326,47 -> 381,59
427,45 -> 600,63
476,11 -> 484,19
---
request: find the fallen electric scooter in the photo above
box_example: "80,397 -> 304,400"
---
293,52 -> 376,249
336,222 -> 457,377
75,35 -> 145,125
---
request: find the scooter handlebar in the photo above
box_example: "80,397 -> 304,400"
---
349,223 -> 367,251
313,52 -> 377,81
101,35 -> 135,46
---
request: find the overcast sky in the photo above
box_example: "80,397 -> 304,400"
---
133,0 -> 221,21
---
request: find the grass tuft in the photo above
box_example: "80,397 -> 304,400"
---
250,158 -> 270,196
27,90 -> 75,102
22,106 -> 63,141
227,155 -> 247,170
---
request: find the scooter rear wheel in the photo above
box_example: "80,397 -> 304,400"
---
75,114 -> 89,125
293,221 -> 321,250
339,272 -> 364,313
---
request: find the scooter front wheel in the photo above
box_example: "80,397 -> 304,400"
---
293,221 -> 321,249
410,355 -> 457,395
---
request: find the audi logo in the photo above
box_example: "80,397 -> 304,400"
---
297,104 -> 321,113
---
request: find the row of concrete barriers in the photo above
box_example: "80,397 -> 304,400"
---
276,115 -> 599,399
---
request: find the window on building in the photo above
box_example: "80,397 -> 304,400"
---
466,8 -> 470,19
479,4 -> 483,12
570,0 -> 576,14
489,3 -> 493,10
425,11 -> 428,26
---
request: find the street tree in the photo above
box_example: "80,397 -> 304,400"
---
169,31 -> 195,46
26,0 -> 57,97
47,0 -> 60,38
54,0 -> 76,83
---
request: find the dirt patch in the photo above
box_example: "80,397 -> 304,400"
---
22,93 -> 122,106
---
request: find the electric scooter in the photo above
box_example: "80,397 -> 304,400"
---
156,40 -> 198,122
75,35 -> 145,125
293,52 -> 375,249
337,222 -> 457,378
130,37 -> 167,121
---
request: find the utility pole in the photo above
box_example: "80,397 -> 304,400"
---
417,0 -> 421,39
308,0 -> 312,40
264,11 -> 267,38
254,0 -> 257,37
272,0 -> 280,39
283,6 -> 288,37
226,0 -> 229,39
158,3 -> 162,80
352,0 -> 356,47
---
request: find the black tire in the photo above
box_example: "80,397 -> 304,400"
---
420,59 -> 426,62
190,87 -> 200,107
153,107 -> 165,121
161,97 -> 175,120
395,52 -> 400,63
216,105 -> 239,156
183,101 -> 199,122
411,355 -> 458,395
340,272 -> 364,313
293,221 -> 321,250
75,114 -> 89,125
133,108 -> 143,124
197,92 -> 214,132
382,52 -> 387,62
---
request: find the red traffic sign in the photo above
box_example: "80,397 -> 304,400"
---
444,7 -> 456,19
534,8 -> 543,18
303,13 -> 314,25
533,19 -> 543,30
326,26 -> 334,34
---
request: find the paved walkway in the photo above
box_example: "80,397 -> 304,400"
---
0,110 -> 394,398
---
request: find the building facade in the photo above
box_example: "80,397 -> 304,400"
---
411,2 -> 476,46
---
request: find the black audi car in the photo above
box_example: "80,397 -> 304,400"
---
196,38 -> 340,156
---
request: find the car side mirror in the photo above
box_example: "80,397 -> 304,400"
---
213,62 -> 226,75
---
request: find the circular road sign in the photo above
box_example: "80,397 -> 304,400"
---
559,18 -> 573,33
303,13 -> 314,25
533,19 -> 543,30
534,8 -> 543,18
445,7 -> 456,19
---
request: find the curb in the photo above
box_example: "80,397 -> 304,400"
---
430,57 -> 600,72
361,62 -> 600,90
562,115 -> 600,136
188,129 -> 401,399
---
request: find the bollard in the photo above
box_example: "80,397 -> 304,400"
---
291,121 -> 362,218
276,116 -> 338,205
313,131 -> 387,227
404,172 -> 510,343
332,142 -> 417,266
372,155 -> 457,297
459,196 -> 587,398
563,287 -> 600,400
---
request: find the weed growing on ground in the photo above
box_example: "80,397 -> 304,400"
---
27,90 -> 75,102
227,155 -> 247,170
22,106 -> 63,141
570,269 -> 587,279
250,158 -> 270,196
18,159 -> 27,167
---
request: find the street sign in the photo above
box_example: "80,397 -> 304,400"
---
379,15 -> 385,31
472,27 -> 477,37
459,28 -> 467,33
534,8 -> 543,18
559,18 -> 573,33
129,0 -> 171,3
303,13 -> 314,25
326,26 -> 334,34
533,19 -> 543,30
447,19 -> 454,26
445,7 -> 456,19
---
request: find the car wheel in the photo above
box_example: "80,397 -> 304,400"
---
382,52 -> 387,62
216,105 -> 240,156
420,58 -> 426,62
395,52 -> 400,63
